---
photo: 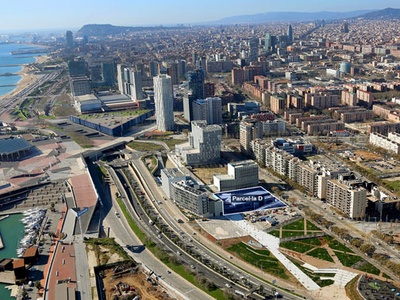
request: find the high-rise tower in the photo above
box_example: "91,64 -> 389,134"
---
154,74 -> 174,131
184,69 -> 205,122
66,31 -> 74,48
265,33 -> 272,51
101,62 -> 115,87
130,70 -> 144,101
287,24 -> 293,43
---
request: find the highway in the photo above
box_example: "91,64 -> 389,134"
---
99,162 -> 216,300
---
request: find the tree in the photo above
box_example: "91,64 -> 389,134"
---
360,244 -> 376,256
350,238 -> 363,248
259,284 -> 264,294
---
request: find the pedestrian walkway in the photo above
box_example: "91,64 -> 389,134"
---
228,214 -> 321,291
302,263 -> 357,288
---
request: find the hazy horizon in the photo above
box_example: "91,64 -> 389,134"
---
1,0 -> 399,33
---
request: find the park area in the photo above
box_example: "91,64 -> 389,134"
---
271,219 -> 382,277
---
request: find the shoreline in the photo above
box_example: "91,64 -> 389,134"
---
0,54 -> 50,101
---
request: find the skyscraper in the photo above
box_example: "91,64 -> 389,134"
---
68,59 -> 87,77
342,21 -> 349,33
265,33 -> 272,51
130,70 -> 144,101
249,38 -> 259,62
154,74 -> 174,131
184,69 -> 205,122
187,69 -> 205,100
101,62 -> 115,87
149,61 -> 159,77
66,31 -> 74,48
168,62 -> 179,85
287,24 -> 293,43
177,59 -> 186,78
117,64 -> 126,95
192,97 -> 222,125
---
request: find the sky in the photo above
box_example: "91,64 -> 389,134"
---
1,0 -> 400,32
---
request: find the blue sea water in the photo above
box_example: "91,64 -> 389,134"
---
0,214 -> 24,300
0,43 -> 42,97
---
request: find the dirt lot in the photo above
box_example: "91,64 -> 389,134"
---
192,166 -> 226,185
354,150 -> 382,161
102,264 -> 176,300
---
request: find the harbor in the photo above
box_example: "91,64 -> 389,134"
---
0,213 -> 25,300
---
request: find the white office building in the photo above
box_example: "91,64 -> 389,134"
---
176,120 -> 221,165
161,168 -> 187,198
213,160 -> 259,192
154,74 -> 174,131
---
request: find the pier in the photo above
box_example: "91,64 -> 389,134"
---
0,272 -> 15,285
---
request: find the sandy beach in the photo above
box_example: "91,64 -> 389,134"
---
0,55 -> 50,101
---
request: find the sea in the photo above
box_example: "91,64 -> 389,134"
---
0,213 -> 24,300
0,43 -> 44,97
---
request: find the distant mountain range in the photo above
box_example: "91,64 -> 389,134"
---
77,8 -> 400,37
77,24 -> 178,37
210,10 -> 373,24
357,7 -> 400,20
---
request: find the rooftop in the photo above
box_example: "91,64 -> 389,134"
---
0,138 -> 32,154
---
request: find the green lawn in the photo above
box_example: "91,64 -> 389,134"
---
280,241 -> 316,253
328,239 -> 353,253
282,218 -> 304,230
334,251 -> 363,267
298,237 -> 322,246
306,221 -> 321,231
357,262 -> 381,276
228,242 -> 289,279
382,180 -> 400,193
128,141 -> 165,152
307,248 -> 334,263
323,236 -> 335,243
269,230 -> 280,238
162,138 -> 186,149
281,230 -> 308,238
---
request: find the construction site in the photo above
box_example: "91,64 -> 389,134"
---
95,261 -> 176,300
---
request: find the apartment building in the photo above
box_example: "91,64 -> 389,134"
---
296,163 -> 318,196
240,119 -> 263,154
326,176 -> 367,219
369,132 -> 400,154
171,180 -> 209,216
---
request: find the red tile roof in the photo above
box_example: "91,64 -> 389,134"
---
70,174 -> 97,208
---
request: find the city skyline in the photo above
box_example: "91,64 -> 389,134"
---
1,0 -> 400,32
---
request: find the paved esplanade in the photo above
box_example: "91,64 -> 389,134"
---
228,215 -> 321,291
